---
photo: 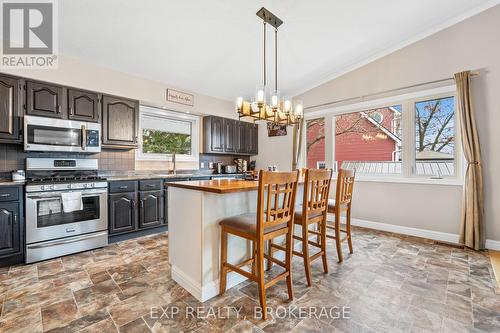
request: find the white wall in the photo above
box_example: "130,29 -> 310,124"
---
256,4 -> 500,244
255,125 -> 293,172
2,55 -> 235,119
2,55 -> 236,171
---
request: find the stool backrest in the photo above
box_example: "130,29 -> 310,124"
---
257,170 -> 299,234
301,168 -> 333,219
335,168 -> 356,207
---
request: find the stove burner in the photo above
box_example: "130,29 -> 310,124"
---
25,171 -> 106,184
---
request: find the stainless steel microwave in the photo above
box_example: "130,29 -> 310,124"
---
24,116 -> 101,153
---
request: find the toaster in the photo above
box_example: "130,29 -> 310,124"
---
223,165 -> 237,174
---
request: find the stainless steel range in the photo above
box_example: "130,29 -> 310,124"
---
25,158 -> 108,263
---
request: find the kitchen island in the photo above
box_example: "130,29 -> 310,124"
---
167,178 -> 303,302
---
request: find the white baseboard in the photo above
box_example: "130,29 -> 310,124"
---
171,265 -> 247,302
485,239 -> 500,251
351,218 -> 460,244
171,240 -> 306,303
351,218 -> 500,251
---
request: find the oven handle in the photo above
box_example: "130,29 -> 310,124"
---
26,231 -> 108,249
27,190 -> 107,200
81,125 -> 87,150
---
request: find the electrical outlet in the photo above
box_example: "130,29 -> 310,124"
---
200,162 -> 205,168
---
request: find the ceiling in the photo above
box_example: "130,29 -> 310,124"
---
59,0 -> 499,101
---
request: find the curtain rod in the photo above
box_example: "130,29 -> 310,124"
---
304,71 -> 479,111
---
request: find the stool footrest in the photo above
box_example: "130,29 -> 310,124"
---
265,271 -> 289,289
264,254 -> 286,268
224,263 -> 254,281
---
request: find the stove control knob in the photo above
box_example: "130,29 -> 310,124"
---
67,184 -> 72,189
83,183 -> 88,188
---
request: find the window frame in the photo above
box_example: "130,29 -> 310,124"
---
136,105 -> 200,162
302,85 -> 463,185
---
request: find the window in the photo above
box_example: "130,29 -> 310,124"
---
306,118 -> 325,168
335,105 -> 402,175
304,87 -> 460,181
137,106 -> 199,161
414,96 -> 455,176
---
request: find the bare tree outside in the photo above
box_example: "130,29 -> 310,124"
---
415,96 -> 455,155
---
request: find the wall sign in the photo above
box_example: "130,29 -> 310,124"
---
166,89 -> 194,106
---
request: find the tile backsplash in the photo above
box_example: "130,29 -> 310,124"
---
0,144 -> 250,174
0,144 -> 135,173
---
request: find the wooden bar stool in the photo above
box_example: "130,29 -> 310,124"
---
327,168 -> 356,263
219,170 -> 299,320
270,168 -> 332,287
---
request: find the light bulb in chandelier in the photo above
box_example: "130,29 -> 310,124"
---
294,100 -> 303,118
255,84 -> 266,105
271,90 -> 280,109
283,97 -> 292,114
235,97 -> 243,111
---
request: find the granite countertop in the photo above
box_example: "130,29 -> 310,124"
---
0,179 -> 25,187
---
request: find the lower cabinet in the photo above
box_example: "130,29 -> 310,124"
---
108,180 -> 166,236
109,192 -> 138,234
0,186 -> 24,267
139,190 -> 164,228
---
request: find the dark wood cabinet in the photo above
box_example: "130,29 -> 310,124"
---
0,202 -> 20,258
109,192 -> 137,234
139,190 -> 164,229
102,95 -> 139,148
236,121 -> 248,154
0,186 -> 23,267
203,116 -> 224,153
26,80 -> 65,118
247,123 -> 259,155
68,89 -> 100,122
0,75 -> 22,143
223,119 -> 238,153
203,116 -> 258,155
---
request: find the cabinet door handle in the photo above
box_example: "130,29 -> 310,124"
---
146,184 -> 155,188
0,193 -> 10,197
13,213 -> 17,225
140,200 -> 144,209
57,105 -> 62,113
69,107 -> 73,115
119,186 -> 128,189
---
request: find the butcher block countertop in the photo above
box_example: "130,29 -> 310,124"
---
167,179 -> 260,194
167,177 -> 307,194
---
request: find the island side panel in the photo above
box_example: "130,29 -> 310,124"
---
168,187 -> 204,299
201,190 -> 258,300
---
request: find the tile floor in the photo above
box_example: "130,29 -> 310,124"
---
0,227 -> 499,332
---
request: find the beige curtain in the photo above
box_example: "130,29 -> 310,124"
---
292,118 -> 304,170
455,71 -> 484,250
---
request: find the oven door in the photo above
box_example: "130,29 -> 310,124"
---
24,116 -> 101,153
25,189 -> 108,244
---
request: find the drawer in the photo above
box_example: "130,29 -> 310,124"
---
139,179 -> 163,191
0,187 -> 19,202
109,181 -> 138,193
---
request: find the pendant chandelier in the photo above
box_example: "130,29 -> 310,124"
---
235,7 -> 303,126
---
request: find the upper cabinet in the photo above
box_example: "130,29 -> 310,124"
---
67,89 -> 100,122
0,75 -> 22,143
203,116 -> 258,155
102,95 -> 139,148
247,123 -> 258,155
25,80 -> 102,123
26,80 -> 65,118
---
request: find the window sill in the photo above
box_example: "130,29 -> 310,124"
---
135,154 -> 199,163
338,176 -> 463,186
